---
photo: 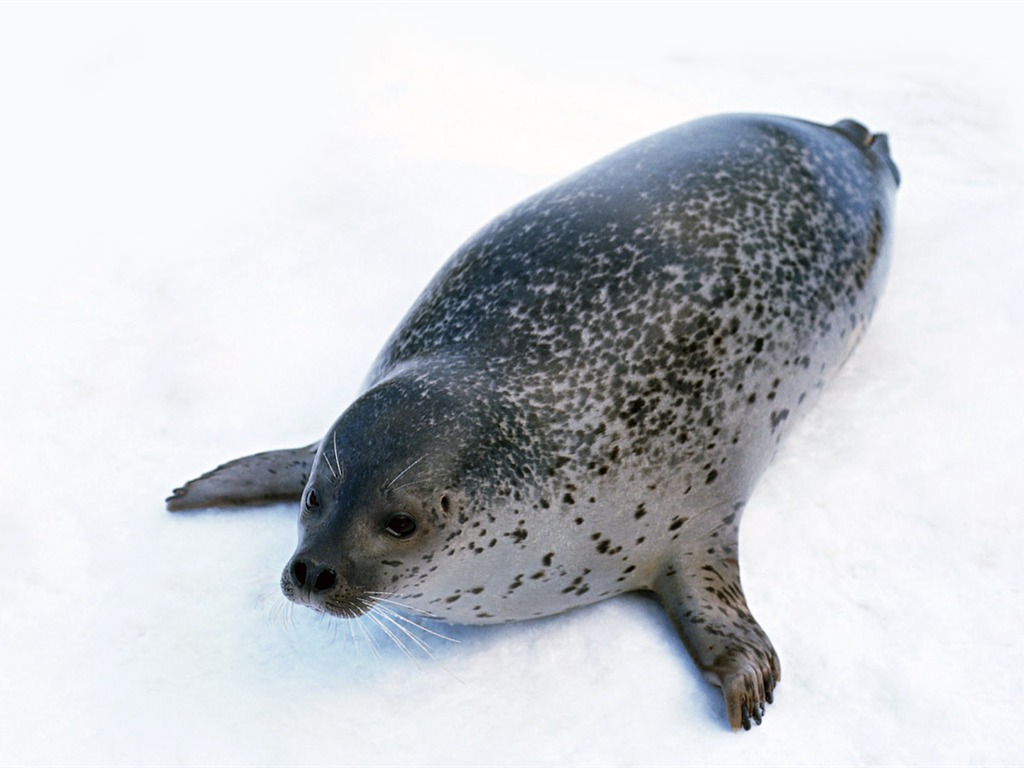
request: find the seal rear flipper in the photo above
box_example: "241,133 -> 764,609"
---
654,549 -> 781,731
831,117 -> 901,187
166,443 -> 318,511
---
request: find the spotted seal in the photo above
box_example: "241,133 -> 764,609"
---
167,113 -> 899,730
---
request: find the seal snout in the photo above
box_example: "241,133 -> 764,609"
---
281,554 -> 369,617
289,558 -> 338,593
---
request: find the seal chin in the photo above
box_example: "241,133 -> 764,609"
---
279,558 -> 372,619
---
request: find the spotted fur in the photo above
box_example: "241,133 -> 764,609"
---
168,114 -> 899,730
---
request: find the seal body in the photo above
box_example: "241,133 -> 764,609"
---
168,114 -> 899,729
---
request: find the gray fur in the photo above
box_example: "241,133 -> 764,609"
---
169,114 -> 899,729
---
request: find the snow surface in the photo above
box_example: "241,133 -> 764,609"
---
2,4 -> 1022,766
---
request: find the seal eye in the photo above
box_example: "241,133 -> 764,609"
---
304,488 -> 320,511
385,514 -> 417,539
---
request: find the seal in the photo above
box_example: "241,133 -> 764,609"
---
167,114 -> 899,730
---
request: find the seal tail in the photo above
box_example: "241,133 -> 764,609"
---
831,118 -> 901,187
166,443 -> 318,511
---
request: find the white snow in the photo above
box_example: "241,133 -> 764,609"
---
2,4 -> 1022,766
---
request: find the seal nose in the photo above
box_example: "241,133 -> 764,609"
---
289,557 -> 338,592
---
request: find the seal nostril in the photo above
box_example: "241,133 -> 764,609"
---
313,568 -> 337,592
291,560 -> 308,587
291,559 -> 336,592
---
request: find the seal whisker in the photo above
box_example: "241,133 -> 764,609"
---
364,609 -> 417,662
353,612 -> 383,659
347,612 -> 359,649
267,597 -> 282,623
372,608 -> 438,659
276,598 -> 293,629
371,606 -> 466,683
382,478 -> 437,495
381,455 -> 426,493
269,598 -> 293,630
256,583 -> 301,631
321,449 -> 337,479
315,611 -> 332,635
373,604 -> 460,644
331,431 -> 342,480
364,592 -> 443,620
273,598 -> 292,628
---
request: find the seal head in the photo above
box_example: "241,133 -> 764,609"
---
280,366 -> 554,621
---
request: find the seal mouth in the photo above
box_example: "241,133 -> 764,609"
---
280,578 -> 373,619
318,596 -> 373,619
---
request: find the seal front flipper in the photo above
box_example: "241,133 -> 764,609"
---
166,443 -> 318,511
654,519 -> 781,731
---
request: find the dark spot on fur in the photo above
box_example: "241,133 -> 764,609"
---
771,408 -> 791,430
